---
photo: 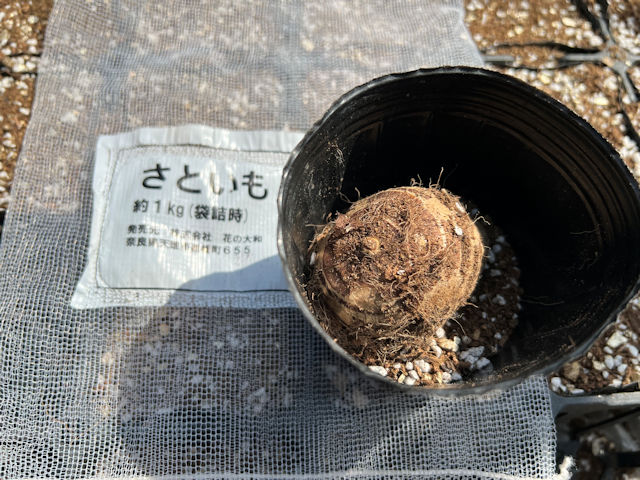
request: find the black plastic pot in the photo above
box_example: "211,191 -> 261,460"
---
277,67 -> 640,394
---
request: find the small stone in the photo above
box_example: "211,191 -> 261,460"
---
604,355 -> 615,370
539,73 -> 552,85
570,388 -> 585,394
610,378 -> 622,388
398,373 -> 406,383
432,345 -> 443,358
27,15 -> 39,24
403,376 -> 416,386
550,376 -> 564,390
492,294 -> 507,306
454,226 -> 463,236
592,360 -> 605,371
405,361 -> 414,371
414,359 -> 431,374
562,361 -> 581,383
441,372 -> 452,383
12,62 -> 26,74
460,346 -> 484,362
368,365 -> 388,377
561,17 -> 577,27
607,331 -> 627,349
393,363 -> 403,370
474,357 -> 491,370
409,370 -> 419,380
435,327 -> 446,338
617,364 -> 628,375
602,371 -> 610,379
451,372 -> 462,382
627,345 -> 639,356
593,95 -> 610,107
589,35 -> 604,47
438,338 -> 459,352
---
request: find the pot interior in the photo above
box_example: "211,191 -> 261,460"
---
279,68 -> 640,389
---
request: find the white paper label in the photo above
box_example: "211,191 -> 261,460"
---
71,125 -> 304,308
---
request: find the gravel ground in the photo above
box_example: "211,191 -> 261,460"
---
0,0 -> 52,232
